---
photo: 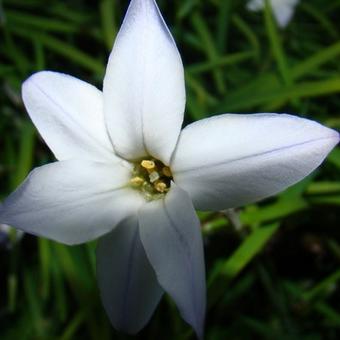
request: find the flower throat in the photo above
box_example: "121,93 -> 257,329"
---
130,158 -> 173,201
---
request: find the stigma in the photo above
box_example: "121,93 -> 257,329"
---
130,158 -> 173,201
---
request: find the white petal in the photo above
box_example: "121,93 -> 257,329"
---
138,184 -> 206,339
247,0 -> 264,11
97,216 -> 163,334
0,160 -> 144,245
247,0 -> 299,27
272,1 -> 297,28
172,113 -> 339,210
22,71 -> 116,162
103,0 -> 185,164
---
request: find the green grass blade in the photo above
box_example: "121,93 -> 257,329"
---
264,0 -> 292,86
9,27 -> 105,75
99,0 -> 117,51
191,12 -> 226,94
5,10 -> 79,33
11,121 -> 36,189
208,223 -> 279,307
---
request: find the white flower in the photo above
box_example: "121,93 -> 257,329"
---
0,0 -> 338,337
247,0 -> 299,28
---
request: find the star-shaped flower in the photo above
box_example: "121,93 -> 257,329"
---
247,0 -> 299,28
0,0 -> 338,338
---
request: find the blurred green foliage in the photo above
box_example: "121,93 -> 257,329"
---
1,0 -> 340,339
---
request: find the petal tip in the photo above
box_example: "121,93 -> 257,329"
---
22,70 -> 50,86
191,314 -> 205,340
333,130 -> 340,143
321,127 -> 340,150
22,70 -> 58,98
123,0 -> 158,22
21,72 -> 37,95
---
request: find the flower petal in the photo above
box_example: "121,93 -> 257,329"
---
247,0 -> 299,28
172,113 -> 339,210
97,216 -> 163,334
138,184 -> 206,339
272,0 -> 298,28
103,0 -> 185,164
0,160 -> 144,245
22,71 -> 116,162
247,0 -> 265,11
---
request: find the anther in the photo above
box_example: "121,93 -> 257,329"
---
131,158 -> 172,199
162,166 -> 172,177
130,176 -> 144,187
154,180 -> 167,193
141,160 -> 155,171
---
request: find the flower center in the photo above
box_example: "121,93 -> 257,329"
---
129,158 -> 173,201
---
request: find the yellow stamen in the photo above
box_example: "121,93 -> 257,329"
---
130,176 -> 144,187
131,158 -> 173,200
154,180 -> 167,193
162,166 -> 172,177
141,160 -> 155,171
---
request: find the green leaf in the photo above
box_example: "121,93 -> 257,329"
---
208,223 -> 279,307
